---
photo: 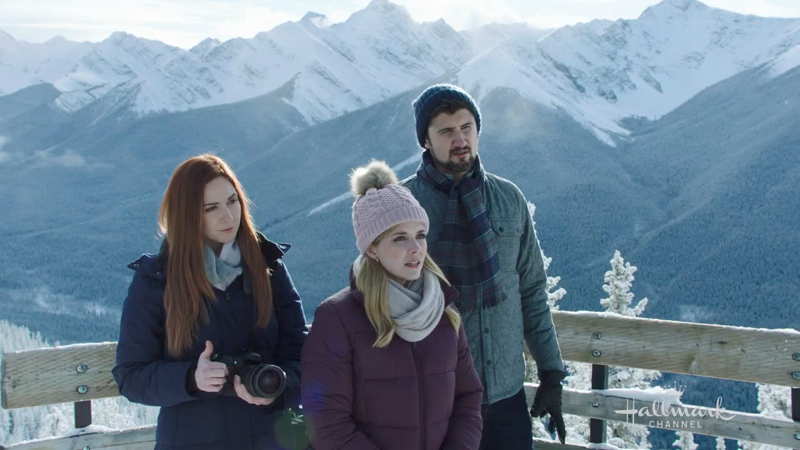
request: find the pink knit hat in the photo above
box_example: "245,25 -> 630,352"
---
350,160 -> 429,254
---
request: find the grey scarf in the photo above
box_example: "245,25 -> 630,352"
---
387,269 -> 445,342
204,242 -> 242,291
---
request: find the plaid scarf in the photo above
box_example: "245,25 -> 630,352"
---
416,151 -> 503,311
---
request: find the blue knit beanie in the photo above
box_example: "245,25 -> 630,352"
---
412,84 -> 481,148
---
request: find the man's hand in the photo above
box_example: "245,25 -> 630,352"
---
530,370 -> 567,444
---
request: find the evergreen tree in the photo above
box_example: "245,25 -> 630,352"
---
600,250 -> 648,316
755,383 -> 791,419
544,253 -> 567,309
674,430 -> 698,449
527,202 -> 566,310
600,251 -> 658,449
738,382 -> 792,450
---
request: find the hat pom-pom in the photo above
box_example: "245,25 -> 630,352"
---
350,160 -> 399,197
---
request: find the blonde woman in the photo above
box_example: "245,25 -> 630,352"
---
301,161 -> 483,450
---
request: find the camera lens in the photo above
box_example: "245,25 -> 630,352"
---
241,364 -> 287,399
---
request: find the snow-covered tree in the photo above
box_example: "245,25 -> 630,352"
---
755,383 -> 791,419
600,251 -> 659,449
598,250 -> 658,393
674,430 -> 698,449
0,320 -> 158,447
527,202 -> 566,310
600,250 -> 648,316
543,253 -> 567,309
738,382 -> 792,450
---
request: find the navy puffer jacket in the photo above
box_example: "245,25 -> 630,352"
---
113,234 -> 308,450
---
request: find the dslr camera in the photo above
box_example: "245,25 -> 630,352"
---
211,352 -> 287,399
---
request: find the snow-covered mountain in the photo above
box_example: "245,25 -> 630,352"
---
52,32 -> 212,114
0,31 -> 92,96
3,0 -> 800,140
3,0 -> 470,123
459,0 -> 800,143
197,0 -> 469,123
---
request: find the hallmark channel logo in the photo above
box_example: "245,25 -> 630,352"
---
614,397 -> 735,429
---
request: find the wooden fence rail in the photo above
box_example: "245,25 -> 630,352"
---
2,342 -> 118,409
2,311 -> 799,449
1,426 -> 157,450
552,311 -> 800,388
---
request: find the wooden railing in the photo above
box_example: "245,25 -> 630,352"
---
2,311 -> 799,449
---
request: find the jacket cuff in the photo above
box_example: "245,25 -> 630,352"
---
538,369 -> 567,387
185,360 -> 200,394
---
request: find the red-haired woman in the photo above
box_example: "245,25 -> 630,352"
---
113,154 -> 308,449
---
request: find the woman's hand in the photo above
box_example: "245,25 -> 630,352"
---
194,341 -> 228,392
234,375 -> 275,406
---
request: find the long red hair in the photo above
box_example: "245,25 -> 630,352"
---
158,154 -> 272,357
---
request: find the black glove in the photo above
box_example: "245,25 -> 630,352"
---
530,370 -> 567,444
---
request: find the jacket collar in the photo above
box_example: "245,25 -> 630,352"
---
256,231 -> 290,268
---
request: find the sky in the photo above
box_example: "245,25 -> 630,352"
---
1,0 -> 800,49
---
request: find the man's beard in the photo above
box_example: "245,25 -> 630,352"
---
433,148 -> 475,176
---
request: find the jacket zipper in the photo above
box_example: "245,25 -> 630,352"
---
412,342 -> 425,449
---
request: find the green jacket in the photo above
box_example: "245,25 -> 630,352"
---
404,169 -> 564,405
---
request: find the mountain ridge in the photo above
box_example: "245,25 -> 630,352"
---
3,0 -> 799,142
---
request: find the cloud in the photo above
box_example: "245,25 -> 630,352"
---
83,302 -> 116,318
0,136 -> 11,164
703,0 -> 800,19
1,0 -> 297,48
0,141 -> 108,169
30,148 -> 111,169
391,0 -> 524,29
33,149 -> 87,167
10,285 -> 83,318
678,304 -> 713,323
6,285 -> 116,319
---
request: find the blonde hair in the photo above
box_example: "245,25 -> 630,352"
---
355,229 -> 461,348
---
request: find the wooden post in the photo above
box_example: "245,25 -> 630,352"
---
589,364 -> 608,444
74,400 -> 91,428
793,387 -> 799,449
793,387 -> 799,422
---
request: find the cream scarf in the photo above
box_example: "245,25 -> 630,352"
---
387,269 -> 445,342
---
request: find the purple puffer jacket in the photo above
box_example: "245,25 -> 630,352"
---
301,278 -> 483,450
